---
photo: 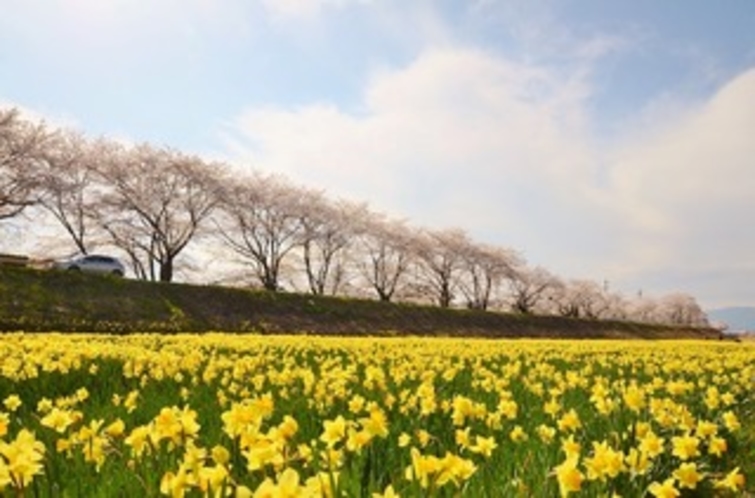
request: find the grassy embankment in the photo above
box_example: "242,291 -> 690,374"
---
0,265 -> 721,339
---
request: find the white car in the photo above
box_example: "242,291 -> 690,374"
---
55,254 -> 126,276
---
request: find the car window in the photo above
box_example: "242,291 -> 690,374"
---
79,255 -> 121,266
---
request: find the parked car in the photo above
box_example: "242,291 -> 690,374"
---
54,255 -> 126,276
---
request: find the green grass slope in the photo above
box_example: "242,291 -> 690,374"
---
0,266 -> 722,338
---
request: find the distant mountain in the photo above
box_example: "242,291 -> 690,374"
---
706,306 -> 755,332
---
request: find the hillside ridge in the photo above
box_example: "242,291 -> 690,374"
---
0,266 -> 721,339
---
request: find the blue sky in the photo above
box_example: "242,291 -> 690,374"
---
2,0 -> 754,309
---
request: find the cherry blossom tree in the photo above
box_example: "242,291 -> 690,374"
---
507,265 -> 560,314
216,173 -> 306,291
548,279 -> 611,319
355,215 -> 414,302
625,294 -> 659,323
458,243 -> 521,311
412,228 -> 471,308
656,292 -> 709,326
35,131 -> 110,255
0,108 -> 50,221
96,144 -> 222,282
298,194 -> 368,295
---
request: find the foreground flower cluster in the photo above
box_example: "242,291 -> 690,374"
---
0,333 -> 752,497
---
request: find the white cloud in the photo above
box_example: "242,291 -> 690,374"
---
225,47 -> 755,308
0,0 -> 256,56
259,0 -> 372,19
225,47 -> 605,259
607,69 -> 755,272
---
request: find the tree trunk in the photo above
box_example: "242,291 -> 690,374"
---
159,258 -> 173,282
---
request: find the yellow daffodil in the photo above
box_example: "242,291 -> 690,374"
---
622,384 -> 645,413
104,418 -> 126,438
554,455 -> 583,497
671,434 -> 700,461
211,445 -> 230,465
455,427 -> 471,448
416,429 -> 431,448
625,448 -> 650,476
360,407 -> 389,438
509,425 -> 528,443
470,435 -> 497,457
557,409 -> 582,433
583,440 -> 624,481
320,415 -> 348,447
714,467 -> 745,492
639,430 -> 665,459
708,435 -> 727,457
561,435 -> 581,459
648,478 -> 680,498
0,429 -> 46,489
372,484 -> 400,498
3,395 -> 22,413
536,424 -> 556,444
721,411 -> 740,432
672,462 -> 703,489
398,432 -> 411,448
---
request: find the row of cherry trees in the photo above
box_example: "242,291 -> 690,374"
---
0,107 -> 709,326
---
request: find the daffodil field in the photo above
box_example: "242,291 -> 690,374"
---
0,334 -> 753,497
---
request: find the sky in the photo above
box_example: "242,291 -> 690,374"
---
1,0 -> 754,309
